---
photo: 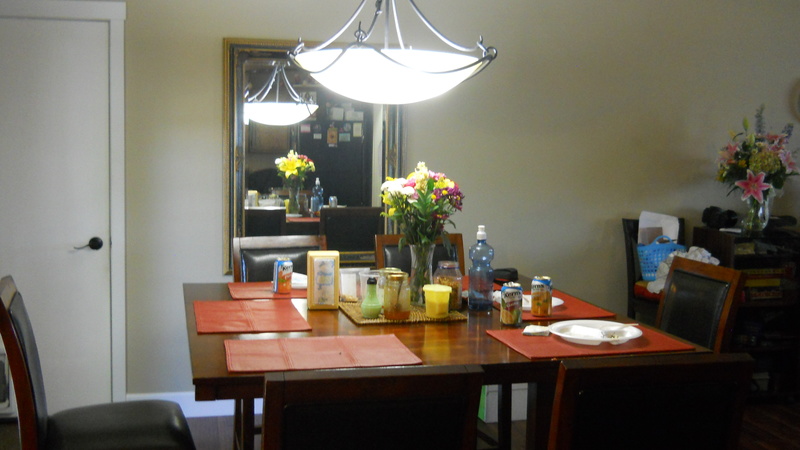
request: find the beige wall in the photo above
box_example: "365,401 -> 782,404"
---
125,0 -> 800,395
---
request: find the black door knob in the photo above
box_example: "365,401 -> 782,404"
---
75,237 -> 103,250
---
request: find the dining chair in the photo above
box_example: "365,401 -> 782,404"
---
655,256 -> 745,352
319,206 -> 384,265
232,235 -> 327,282
0,275 -> 195,450
374,233 -> 465,274
244,208 -> 286,236
622,218 -> 686,324
261,364 -> 484,450
547,352 -> 753,450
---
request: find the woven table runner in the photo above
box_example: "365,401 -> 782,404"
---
339,302 -> 467,325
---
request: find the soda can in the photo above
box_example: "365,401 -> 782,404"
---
500,282 -> 523,326
530,276 -> 552,317
273,257 -> 293,294
328,196 -> 338,208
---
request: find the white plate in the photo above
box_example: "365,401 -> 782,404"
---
491,292 -> 564,311
548,320 -> 642,346
286,213 -> 302,218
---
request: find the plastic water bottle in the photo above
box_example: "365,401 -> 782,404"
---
310,178 -> 324,215
468,225 -> 494,311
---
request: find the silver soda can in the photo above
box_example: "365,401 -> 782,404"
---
530,276 -> 552,317
328,196 -> 338,208
500,282 -> 523,326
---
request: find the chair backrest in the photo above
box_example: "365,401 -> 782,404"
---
262,364 -> 484,450
621,218 -> 686,299
548,353 -> 753,450
655,257 -> 744,352
319,207 -> 384,252
244,208 -> 286,237
374,233 -> 465,274
232,235 -> 327,282
0,276 -> 48,449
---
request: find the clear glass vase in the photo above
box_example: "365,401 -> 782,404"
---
285,184 -> 300,215
409,243 -> 435,305
742,191 -> 773,237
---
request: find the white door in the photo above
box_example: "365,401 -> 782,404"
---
0,2 -> 126,412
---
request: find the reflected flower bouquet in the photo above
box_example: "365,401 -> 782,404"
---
381,161 -> 464,247
275,150 -> 315,188
716,105 -> 798,203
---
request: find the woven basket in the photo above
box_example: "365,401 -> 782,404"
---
637,235 -> 686,281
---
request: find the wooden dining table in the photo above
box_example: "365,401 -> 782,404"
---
183,280 -> 707,450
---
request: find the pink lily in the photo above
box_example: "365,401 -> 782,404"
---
780,151 -> 799,175
735,170 -> 772,203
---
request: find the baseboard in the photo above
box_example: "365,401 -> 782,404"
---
126,391 -> 261,418
481,384 -> 529,423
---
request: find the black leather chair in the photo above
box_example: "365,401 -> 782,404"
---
622,218 -> 686,324
548,353 -> 753,450
244,208 -> 286,236
262,365 -> 484,450
0,275 -> 195,450
232,235 -> 327,282
655,256 -> 744,352
374,233 -> 465,274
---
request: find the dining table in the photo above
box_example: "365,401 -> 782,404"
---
183,278 -> 707,450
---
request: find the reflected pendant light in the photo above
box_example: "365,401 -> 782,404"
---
244,62 -> 318,126
289,0 -> 497,105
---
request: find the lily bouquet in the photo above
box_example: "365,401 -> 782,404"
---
716,105 -> 798,204
275,149 -> 315,188
380,161 -> 465,248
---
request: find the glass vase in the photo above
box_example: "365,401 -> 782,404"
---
742,191 -> 773,237
409,243 -> 435,305
286,184 -> 300,215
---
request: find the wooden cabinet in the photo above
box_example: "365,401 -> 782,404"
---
693,227 -> 800,400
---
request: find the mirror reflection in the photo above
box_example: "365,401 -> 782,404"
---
223,38 -> 403,273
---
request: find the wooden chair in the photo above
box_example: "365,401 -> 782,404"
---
244,208 -> 286,236
319,207 -> 384,265
655,256 -> 745,352
262,365 -> 484,450
0,275 -> 195,450
622,218 -> 686,324
548,353 -> 753,450
232,235 -> 327,282
374,233 -> 465,274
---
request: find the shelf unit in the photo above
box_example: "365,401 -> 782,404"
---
693,226 -> 799,400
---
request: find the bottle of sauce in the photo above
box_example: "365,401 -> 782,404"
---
360,277 -> 382,319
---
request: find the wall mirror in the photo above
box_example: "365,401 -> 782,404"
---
223,38 -> 405,273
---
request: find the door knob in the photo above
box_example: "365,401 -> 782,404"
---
75,237 -> 103,250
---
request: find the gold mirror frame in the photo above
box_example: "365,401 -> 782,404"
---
223,38 -> 405,274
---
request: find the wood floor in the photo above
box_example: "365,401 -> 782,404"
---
0,399 -> 798,448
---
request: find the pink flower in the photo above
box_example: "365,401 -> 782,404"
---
780,151 -> 799,175
734,170 -> 772,203
717,142 -> 739,165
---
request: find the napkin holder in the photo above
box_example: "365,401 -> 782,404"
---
307,250 -> 340,310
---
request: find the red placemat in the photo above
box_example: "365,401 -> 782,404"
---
491,289 -> 615,321
487,327 -> 696,360
227,282 -> 307,300
194,300 -> 311,334
224,334 -> 422,372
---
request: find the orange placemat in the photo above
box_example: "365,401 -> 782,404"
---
227,282 -> 307,300
194,300 -> 311,334
486,327 -> 696,360
224,334 -> 422,372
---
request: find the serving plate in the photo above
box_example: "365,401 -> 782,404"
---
548,319 -> 642,346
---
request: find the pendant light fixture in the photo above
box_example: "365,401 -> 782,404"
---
243,61 -> 318,126
289,0 -> 497,105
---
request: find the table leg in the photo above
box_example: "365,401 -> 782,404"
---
526,382 -> 555,450
497,383 -> 513,450
233,398 -> 256,450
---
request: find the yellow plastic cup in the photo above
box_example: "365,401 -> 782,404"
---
423,284 -> 452,319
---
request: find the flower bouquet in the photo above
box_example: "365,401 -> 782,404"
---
381,162 -> 464,304
716,105 -> 798,234
275,150 -> 315,214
